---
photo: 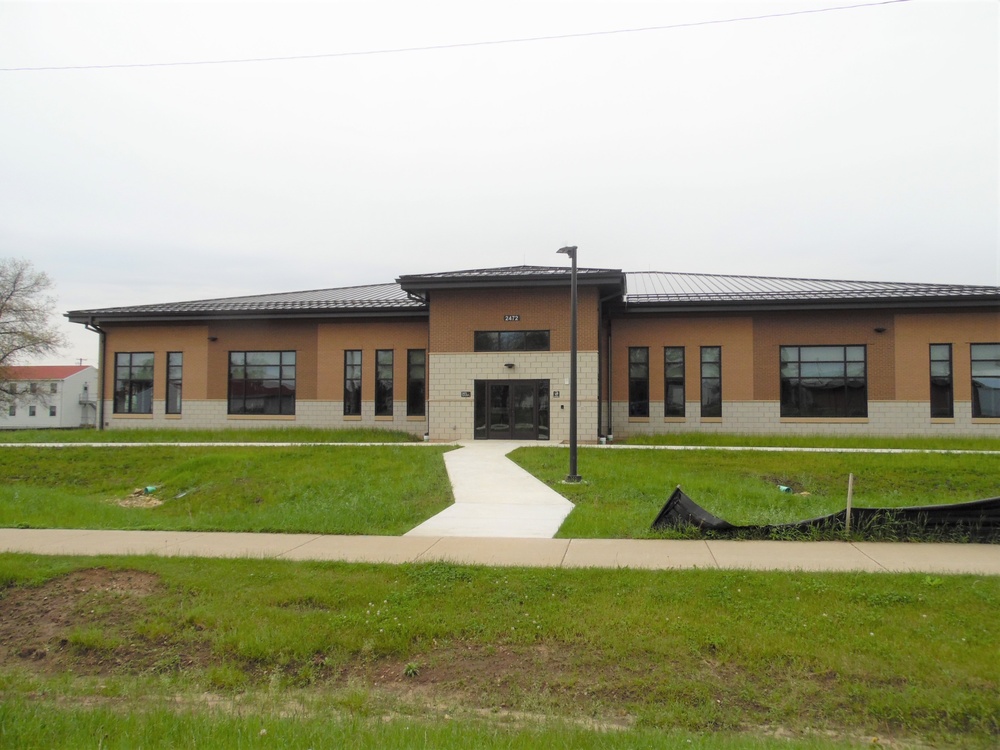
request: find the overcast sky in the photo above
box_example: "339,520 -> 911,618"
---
1,0 -> 996,366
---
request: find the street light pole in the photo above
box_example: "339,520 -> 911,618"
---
557,245 -> 581,483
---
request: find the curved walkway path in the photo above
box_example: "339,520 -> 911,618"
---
405,441 -> 574,538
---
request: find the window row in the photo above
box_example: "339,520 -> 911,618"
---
626,343 -> 1000,419
7,405 -> 57,417
113,350 -> 428,418
629,346 -> 721,419
11,382 -> 59,394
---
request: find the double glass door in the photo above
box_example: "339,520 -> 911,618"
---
474,380 -> 550,440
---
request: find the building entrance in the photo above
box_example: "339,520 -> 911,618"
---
474,380 -> 550,440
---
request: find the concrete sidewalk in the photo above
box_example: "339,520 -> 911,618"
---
406,441 -> 574,538
1,527 -> 998,574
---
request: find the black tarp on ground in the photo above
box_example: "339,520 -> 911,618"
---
651,486 -> 1000,541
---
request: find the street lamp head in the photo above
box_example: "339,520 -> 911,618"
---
556,245 -> 577,258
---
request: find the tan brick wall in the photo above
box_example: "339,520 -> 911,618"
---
610,314 -> 754,402
894,310 -> 1000,402
102,324 -> 210,401
430,286 -> 599,353
204,320 -> 319,399
315,319 -> 429,402
751,310 -> 896,401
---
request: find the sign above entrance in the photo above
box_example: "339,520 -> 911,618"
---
504,315 -> 520,322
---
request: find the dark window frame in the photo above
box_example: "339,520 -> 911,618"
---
929,344 -> 953,418
971,343 -> 1000,418
166,351 -> 183,415
49,406 -> 57,417
628,346 -> 650,418
228,350 -> 296,416
701,346 -> 722,418
407,349 -> 426,417
664,346 -> 685,417
779,345 -> 867,418
114,351 -> 154,414
344,350 -> 362,416
474,330 -> 550,352
375,349 -> 394,417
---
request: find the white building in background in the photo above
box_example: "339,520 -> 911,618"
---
1,365 -> 98,430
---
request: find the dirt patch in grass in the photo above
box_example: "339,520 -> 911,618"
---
0,568 -> 207,675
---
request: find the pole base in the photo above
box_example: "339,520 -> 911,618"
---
563,474 -> 582,483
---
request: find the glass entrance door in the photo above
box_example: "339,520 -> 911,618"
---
474,380 -> 549,440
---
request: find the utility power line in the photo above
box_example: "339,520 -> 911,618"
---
0,0 -> 912,72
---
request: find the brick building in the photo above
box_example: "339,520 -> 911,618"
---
66,266 -> 1000,440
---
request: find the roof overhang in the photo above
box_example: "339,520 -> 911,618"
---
66,306 -> 428,326
621,295 -> 1000,315
398,266 -> 626,297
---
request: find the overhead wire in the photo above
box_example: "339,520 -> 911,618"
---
0,0 -> 912,72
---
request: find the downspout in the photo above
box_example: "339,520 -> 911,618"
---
424,293 -> 431,441
84,317 -> 106,431
606,318 -> 613,440
598,291 -> 619,440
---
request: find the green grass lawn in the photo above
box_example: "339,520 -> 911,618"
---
3,431 -> 999,538
0,445 -> 453,535
1,554 -> 997,748
0,427 -> 419,443
510,446 -> 1000,539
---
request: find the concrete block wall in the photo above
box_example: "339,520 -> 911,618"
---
428,351 -> 599,442
611,400 -> 1000,438
104,399 -> 427,436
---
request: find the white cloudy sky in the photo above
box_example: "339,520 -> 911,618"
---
1,0 -> 996,365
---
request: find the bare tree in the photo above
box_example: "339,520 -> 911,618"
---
0,258 -> 67,407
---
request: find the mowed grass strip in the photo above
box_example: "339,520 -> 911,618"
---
0,427 -> 419,443
1,554 -> 997,746
509,447 -> 1000,538
0,445 -> 453,535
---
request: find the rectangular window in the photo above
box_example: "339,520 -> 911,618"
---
166,352 -> 183,415
114,352 -> 154,414
29,383 -> 38,394
29,406 -> 36,417
344,350 -> 362,416
228,351 -> 296,415
664,347 -> 685,417
49,406 -> 57,417
929,344 -> 953,418
701,347 -> 722,418
628,347 -> 649,418
407,349 -> 426,417
49,382 -> 58,394
474,331 -> 550,352
780,345 -> 867,418
8,405 -> 14,417
971,343 -> 1000,418
375,349 -> 394,417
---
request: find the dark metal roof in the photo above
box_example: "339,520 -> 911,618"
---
67,283 -> 425,322
398,265 -> 625,292
66,268 -> 1000,325
624,272 -> 1000,308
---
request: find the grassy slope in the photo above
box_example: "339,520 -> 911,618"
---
0,445 -> 453,535
1,555 -> 997,748
510,446 -> 1000,538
